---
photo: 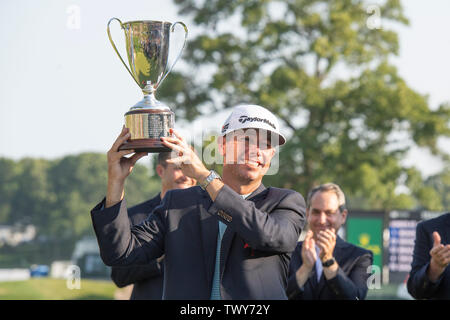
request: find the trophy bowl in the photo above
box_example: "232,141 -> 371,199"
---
107,18 -> 188,152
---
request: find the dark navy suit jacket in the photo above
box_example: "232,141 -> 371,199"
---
91,184 -> 306,300
287,236 -> 373,300
110,194 -> 164,300
407,213 -> 450,300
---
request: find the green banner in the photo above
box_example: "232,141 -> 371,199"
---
346,217 -> 383,269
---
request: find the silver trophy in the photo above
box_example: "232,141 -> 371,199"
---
107,18 -> 188,152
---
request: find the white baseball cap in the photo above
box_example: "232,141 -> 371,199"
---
220,104 -> 286,146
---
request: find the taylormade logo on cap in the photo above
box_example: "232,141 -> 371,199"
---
238,115 -> 277,130
220,104 -> 286,146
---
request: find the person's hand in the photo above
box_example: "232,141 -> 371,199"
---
428,231 -> 450,281
301,230 -> 317,271
107,126 -> 148,183
294,230 -> 317,288
160,129 -> 210,182
105,126 -> 147,207
317,228 -> 336,262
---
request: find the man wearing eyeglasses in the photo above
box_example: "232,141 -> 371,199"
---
287,183 -> 373,300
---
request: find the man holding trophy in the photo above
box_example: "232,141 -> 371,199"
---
91,18 -> 306,299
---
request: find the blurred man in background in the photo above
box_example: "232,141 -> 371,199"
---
408,212 -> 450,299
287,183 -> 373,300
110,152 -> 196,299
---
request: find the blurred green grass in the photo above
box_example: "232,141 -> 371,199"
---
366,284 -> 409,300
0,279 -> 408,300
0,278 -> 116,300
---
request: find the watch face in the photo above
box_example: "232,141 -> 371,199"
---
211,171 -> 220,179
207,171 -> 216,183
201,170 -> 221,190
209,171 -> 221,182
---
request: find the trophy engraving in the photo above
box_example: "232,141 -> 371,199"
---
107,18 -> 188,152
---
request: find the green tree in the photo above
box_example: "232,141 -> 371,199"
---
406,166 -> 450,211
424,167 -> 450,210
9,158 -> 55,227
0,153 -> 160,239
161,0 -> 450,210
0,158 -> 20,223
46,153 -> 109,238
0,153 -> 161,265
46,153 -> 160,238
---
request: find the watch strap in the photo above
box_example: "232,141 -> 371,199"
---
200,170 -> 221,190
322,257 -> 336,267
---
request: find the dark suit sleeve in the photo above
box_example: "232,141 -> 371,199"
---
407,222 -> 444,299
209,185 -> 306,253
110,260 -> 163,288
286,244 -> 306,300
325,252 -> 373,300
90,196 -> 167,267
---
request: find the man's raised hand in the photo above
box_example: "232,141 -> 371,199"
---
105,126 -> 148,208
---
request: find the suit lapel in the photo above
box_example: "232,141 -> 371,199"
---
444,213 -> 450,244
314,247 -> 327,298
315,270 -> 327,298
219,184 -> 268,276
220,225 -> 234,276
198,192 -> 218,288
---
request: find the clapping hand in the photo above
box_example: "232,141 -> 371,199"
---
316,228 -> 336,262
302,230 -> 318,271
428,231 -> 450,281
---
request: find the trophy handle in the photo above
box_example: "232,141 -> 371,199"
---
107,17 -> 140,88
158,21 -> 189,87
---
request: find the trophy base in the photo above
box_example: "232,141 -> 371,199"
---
119,139 -> 172,153
121,108 -> 175,153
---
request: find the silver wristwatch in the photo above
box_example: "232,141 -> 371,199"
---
200,170 -> 222,190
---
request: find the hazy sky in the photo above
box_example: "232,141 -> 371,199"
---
0,0 -> 449,177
